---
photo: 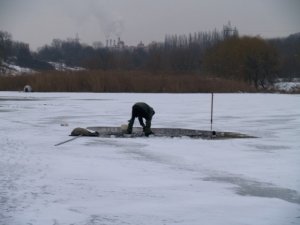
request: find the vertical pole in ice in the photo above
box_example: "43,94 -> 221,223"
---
210,92 -> 214,131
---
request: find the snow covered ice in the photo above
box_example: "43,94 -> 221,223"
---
0,92 -> 300,225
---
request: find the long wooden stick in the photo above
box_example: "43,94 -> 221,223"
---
54,135 -> 82,146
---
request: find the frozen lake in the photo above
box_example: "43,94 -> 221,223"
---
0,92 -> 300,225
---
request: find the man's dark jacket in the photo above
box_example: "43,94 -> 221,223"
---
127,102 -> 155,135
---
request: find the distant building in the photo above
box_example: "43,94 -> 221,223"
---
106,37 -> 125,50
137,41 -> 145,49
117,37 -> 125,49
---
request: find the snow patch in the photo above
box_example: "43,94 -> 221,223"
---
48,62 -> 85,71
0,61 -> 35,76
274,80 -> 300,92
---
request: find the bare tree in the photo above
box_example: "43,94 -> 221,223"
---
0,31 -> 13,61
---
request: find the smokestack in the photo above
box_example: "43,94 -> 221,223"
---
117,37 -> 120,47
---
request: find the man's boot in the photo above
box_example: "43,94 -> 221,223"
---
127,119 -> 134,134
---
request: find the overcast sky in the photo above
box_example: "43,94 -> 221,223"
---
0,0 -> 299,50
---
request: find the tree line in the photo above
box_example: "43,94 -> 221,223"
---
0,31 -> 52,70
1,24 -> 299,89
35,23 -> 238,72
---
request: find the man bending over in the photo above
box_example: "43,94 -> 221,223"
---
127,102 -> 155,136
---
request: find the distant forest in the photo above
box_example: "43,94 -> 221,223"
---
1,23 -> 300,91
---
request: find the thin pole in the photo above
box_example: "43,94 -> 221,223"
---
54,135 -> 82,146
210,92 -> 214,131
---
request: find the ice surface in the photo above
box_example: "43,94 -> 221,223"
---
0,92 -> 300,225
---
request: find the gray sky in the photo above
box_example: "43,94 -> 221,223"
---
0,0 -> 299,50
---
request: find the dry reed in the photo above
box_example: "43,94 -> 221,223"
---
0,70 -> 255,93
